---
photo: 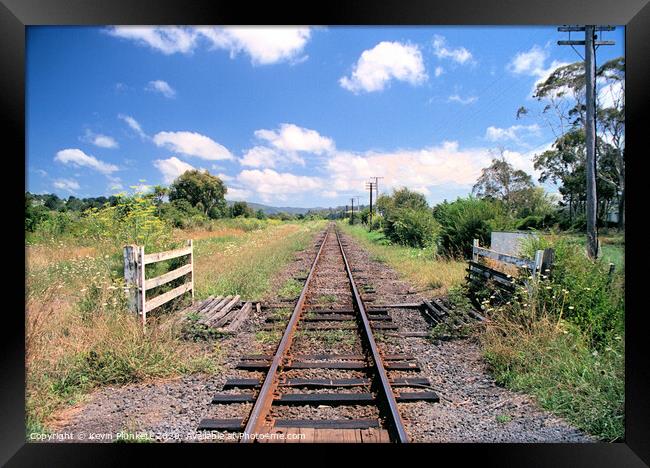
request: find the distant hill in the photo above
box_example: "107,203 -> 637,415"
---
226,200 -> 331,215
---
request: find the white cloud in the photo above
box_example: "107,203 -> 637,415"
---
432,35 -> 474,65
153,131 -> 234,161
153,156 -> 195,183
82,129 -> 119,149
240,146 -> 282,168
118,114 -> 147,139
340,41 -> 427,93
108,26 -> 313,65
508,45 -> 548,76
322,190 -> 338,198
485,124 -> 541,143
107,26 -> 198,55
324,141 -> 545,197
237,169 -> 323,202
196,27 -> 311,65
448,94 -> 478,105
225,186 -> 252,201
216,172 -> 234,182
54,148 -> 119,175
254,123 -> 334,154
146,80 -> 176,98
507,45 -> 570,97
434,66 -> 444,77
53,178 -> 80,192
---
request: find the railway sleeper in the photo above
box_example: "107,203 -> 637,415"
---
235,360 -> 419,371
223,376 -> 431,390
211,391 -> 439,405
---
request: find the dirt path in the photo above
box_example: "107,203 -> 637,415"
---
48,227 -> 592,443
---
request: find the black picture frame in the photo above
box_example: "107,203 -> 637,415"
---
4,0 -> 649,465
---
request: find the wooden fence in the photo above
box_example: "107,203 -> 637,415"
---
471,239 -> 553,277
124,240 -> 194,325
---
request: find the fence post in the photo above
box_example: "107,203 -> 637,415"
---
123,245 -> 139,314
138,245 -> 146,326
188,239 -> 194,302
540,248 -> 555,276
533,250 -> 544,278
472,239 -> 479,262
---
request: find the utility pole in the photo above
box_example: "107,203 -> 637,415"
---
365,181 -> 375,230
370,176 -> 384,200
350,197 -> 355,224
558,25 -> 615,259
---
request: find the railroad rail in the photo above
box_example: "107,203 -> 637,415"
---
197,223 -> 439,443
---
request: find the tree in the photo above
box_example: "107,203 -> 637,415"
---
472,148 -> 534,213
168,170 -> 227,218
230,201 -> 254,218
519,57 -> 625,230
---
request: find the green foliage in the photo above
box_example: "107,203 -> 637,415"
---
278,278 -> 303,299
81,195 -> 173,251
384,208 -> 439,248
159,199 -> 208,228
230,201 -> 254,218
169,169 -> 227,218
434,197 -> 510,258
521,236 -> 624,346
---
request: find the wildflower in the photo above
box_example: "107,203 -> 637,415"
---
545,286 -> 552,290
568,306 -> 574,310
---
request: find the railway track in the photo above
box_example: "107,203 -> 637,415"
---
198,223 -> 439,443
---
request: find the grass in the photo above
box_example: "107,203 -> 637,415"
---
482,315 -> 624,441
194,220 -> 326,300
339,222 -> 466,294
554,232 -> 624,270
278,279 -> 303,300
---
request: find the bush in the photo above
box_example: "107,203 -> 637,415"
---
383,208 -> 439,248
521,236 -> 624,346
434,197 -> 510,258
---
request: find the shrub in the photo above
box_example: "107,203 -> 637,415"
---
434,197 -> 510,258
383,208 -> 439,248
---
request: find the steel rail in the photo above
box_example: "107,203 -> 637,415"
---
334,226 -> 410,443
241,226 -> 331,442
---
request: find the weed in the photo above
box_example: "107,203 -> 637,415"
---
279,279 -> 303,300
496,413 -> 511,424
255,330 -> 281,345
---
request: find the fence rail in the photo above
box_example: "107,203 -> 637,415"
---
124,240 -> 194,325
471,239 -> 553,276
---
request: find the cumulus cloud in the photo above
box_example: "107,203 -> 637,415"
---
432,35 -> 474,65
225,186 -> 252,201
196,27 -> 311,65
237,168 -> 323,202
340,41 -> 427,93
54,148 -> 119,175
485,124 -> 541,143
118,114 -> 147,139
448,94 -> 478,105
434,66 -> 444,77
153,156 -> 195,183
324,141 -> 543,197
240,146 -> 282,168
82,129 -> 119,149
107,26 -> 313,65
254,123 -> 334,154
153,131 -> 234,161
53,178 -> 80,192
507,45 -> 570,96
146,80 -> 176,98
107,26 -> 198,55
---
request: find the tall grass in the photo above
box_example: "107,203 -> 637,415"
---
481,234 -> 625,441
339,222 -> 465,294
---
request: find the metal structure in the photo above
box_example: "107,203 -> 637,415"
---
198,224 -> 438,442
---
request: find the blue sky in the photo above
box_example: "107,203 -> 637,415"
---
26,26 -> 624,207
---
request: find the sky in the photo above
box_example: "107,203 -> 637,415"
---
26,26 -> 625,208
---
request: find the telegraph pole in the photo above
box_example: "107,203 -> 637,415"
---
365,181 -> 375,230
370,176 -> 384,200
350,197 -> 355,224
558,25 -> 615,259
